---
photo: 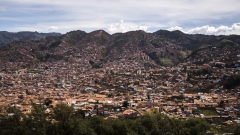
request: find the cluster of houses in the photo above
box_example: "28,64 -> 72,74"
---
186,45 -> 240,67
0,54 -> 240,126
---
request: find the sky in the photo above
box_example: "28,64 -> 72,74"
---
1,0 -> 240,35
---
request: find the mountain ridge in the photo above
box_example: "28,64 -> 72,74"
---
0,31 -> 62,46
0,29 -> 240,70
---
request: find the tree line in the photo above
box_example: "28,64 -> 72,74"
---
0,102 -> 239,135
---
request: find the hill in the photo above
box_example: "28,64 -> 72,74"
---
154,30 -> 240,51
0,31 -> 61,46
0,30 -> 189,69
0,29 -> 240,69
185,38 -> 240,66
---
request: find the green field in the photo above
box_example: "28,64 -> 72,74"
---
198,109 -> 218,116
160,58 -> 173,65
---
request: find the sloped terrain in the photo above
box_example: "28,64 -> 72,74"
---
1,29 -> 240,69
0,31 -> 61,46
0,30 -> 188,69
154,30 -> 240,51
185,39 -> 240,66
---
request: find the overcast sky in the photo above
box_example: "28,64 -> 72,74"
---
1,0 -> 240,35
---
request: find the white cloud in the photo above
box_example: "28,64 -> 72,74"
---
187,23 -> 240,35
166,23 -> 240,35
47,26 -> 58,31
167,26 -> 183,31
1,0 -> 240,34
107,20 -> 150,34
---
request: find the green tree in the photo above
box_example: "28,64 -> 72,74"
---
25,101 -> 52,135
44,99 -> 52,107
218,100 -> 225,108
152,114 -> 172,135
52,103 -> 75,134
168,117 -> 186,135
122,101 -> 129,108
111,119 -> 128,135
89,116 -> 113,135
50,103 -> 96,135
184,118 -> 210,135
0,106 -> 28,135
128,118 -> 149,135
234,125 -> 240,135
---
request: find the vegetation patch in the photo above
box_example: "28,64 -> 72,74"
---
160,58 -> 173,65
89,60 -> 102,69
179,50 -> 190,59
3,102 -> 238,135
49,40 -> 62,48
223,75 -> 240,89
146,52 -> 162,65
198,108 -> 218,116
218,39 -> 235,48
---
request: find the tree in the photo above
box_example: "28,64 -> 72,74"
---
218,100 -> 225,108
74,109 -> 86,119
89,116 -> 113,135
234,125 -> 240,135
89,60 -> 94,65
128,118 -> 149,135
25,102 -> 50,135
140,114 -> 155,132
122,101 -> 129,108
111,119 -> 128,135
183,118 -> 210,135
147,94 -> 150,100
0,102 -> 231,135
168,117 -> 186,135
44,99 -> 52,107
224,75 -> 240,89
50,103 -> 96,135
0,106 -> 28,135
52,103 -> 75,134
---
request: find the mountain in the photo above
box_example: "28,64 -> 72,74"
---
0,29 -> 240,70
0,31 -> 61,46
154,30 -> 240,51
185,38 -> 240,66
0,30 -> 189,69
106,30 -> 187,66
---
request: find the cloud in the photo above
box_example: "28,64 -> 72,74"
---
107,20 -> 150,34
167,26 -> 183,31
167,23 -> 240,35
47,26 -> 58,31
187,23 -> 240,35
1,0 -> 240,34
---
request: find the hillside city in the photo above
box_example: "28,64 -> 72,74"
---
0,30 -> 240,134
